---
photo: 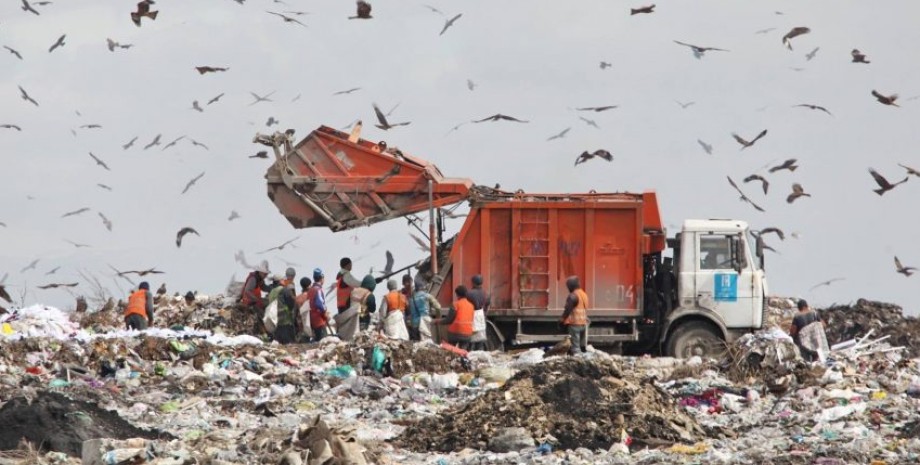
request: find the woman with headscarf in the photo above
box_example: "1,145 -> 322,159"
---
335,274 -> 377,342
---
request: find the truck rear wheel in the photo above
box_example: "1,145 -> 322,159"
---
666,321 -> 725,359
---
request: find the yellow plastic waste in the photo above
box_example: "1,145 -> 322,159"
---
668,442 -> 708,455
1,323 -> 13,335
871,391 -> 887,400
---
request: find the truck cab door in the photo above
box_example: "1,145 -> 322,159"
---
694,233 -> 754,328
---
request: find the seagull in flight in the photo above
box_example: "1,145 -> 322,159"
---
249,91 -> 276,106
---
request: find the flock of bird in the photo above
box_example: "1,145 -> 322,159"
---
0,1 -> 917,310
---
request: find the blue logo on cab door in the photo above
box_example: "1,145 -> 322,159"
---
714,273 -> 738,302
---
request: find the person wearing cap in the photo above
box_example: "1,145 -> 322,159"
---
267,273 -> 298,344
466,274 -> 491,351
408,280 -> 442,341
283,267 -> 296,287
307,268 -> 330,341
378,279 -> 409,340
559,276 -> 589,355
124,282 -> 155,330
789,299 -> 823,362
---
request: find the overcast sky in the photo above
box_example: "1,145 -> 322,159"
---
1,1 -> 918,314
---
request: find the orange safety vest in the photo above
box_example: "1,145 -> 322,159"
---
124,289 -> 149,318
448,298 -> 475,337
336,273 -> 352,310
241,271 -> 263,306
564,288 -> 589,326
385,290 -> 407,314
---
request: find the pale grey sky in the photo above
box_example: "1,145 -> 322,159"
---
1,1 -> 918,313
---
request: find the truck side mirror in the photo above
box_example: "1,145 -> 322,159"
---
733,234 -> 746,273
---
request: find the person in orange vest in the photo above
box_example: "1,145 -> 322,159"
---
335,257 -> 362,314
124,282 -> 155,330
436,285 -> 475,350
307,268 -> 330,341
559,276 -> 590,355
240,266 -> 268,310
378,279 -> 409,340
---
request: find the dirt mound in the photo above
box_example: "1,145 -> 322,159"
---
0,391 -> 169,456
822,299 -> 920,357
394,358 -> 704,452
326,334 -> 469,376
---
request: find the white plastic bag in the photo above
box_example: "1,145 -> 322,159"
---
263,299 -> 279,333
299,299 -> 313,339
472,309 -> 486,332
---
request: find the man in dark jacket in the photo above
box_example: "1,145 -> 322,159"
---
789,299 -> 822,361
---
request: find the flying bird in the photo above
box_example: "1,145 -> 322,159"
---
809,277 -> 845,291
473,114 -> 529,123
871,90 -> 899,107
851,49 -> 870,63
48,34 -> 66,53
80,124 -> 102,129
440,13 -> 462,36
21,0 -> 40,15
743,174 -> 769,194
21,259 -> 39,273
88,152 -> 110,171
0,283 -> 9,304
19,86 -> 38,106
228,210 -> 241,221
64,239 -> 90,248
349,1 -> 372,19
574,149 -> 613,166
793,104 -> 832,116
898,163 -> 920,177
782,27 -> 810,50
759,227 -> 785,241
62,207 -> 90,218
576,105 -> 618,112
727,176 -> 765,212
196,66 -> 228,75
675,101 -> 696,109
466,79 -> 477,91
181,172 -> 205,194
673,40 -> 729,59
161,135 -> 185,151
630,4 -> 655,15
106,38 -> 132,52
117,268 -> 164,277
250,150 -> 269,159
267,11 -> 307,27
786,183 -> 811,203
373,103 -> 411,131
143,134 -> 162,150
122,136 -> 138,150
333,87 -> 361,96
38,283 -> 78,290
895,256 -> 916,277
600,61 -> 612,70
191,101 -> 204,112
423,4 -> 443,15
97,183 -> 112,191
578,116 -> 600,129
805,47 -> 820,61
547,127 -> 571,141
754,27 -> 776,35
381,250 -> 395,275
4,46 -> 23,60
409,233 -> 430,252
190,139 -> 209,150
697,139 -> 713,155
868,168 -> 909,196
258,237 -> 299,254
731,129 -> 768,150
1,124 -> 22,131
98,212 -> 112,231
207,93 -> 225,105
769,159 -> 798,173
176,227 -> 199,248
131,1 -> 158,27
266,116 -> 279,127
249,91 -> 276,105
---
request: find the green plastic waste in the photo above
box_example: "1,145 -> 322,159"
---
49,379 -> 70,388
169,340 -> 190,353
371,346 -> 385,373
325,365 -> 355,378
160,400 -> 180,413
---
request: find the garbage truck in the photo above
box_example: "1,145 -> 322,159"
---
255,125 -> 769,357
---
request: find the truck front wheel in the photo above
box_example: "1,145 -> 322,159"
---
666,322 -> 725,359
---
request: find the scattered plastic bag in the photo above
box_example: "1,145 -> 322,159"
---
263,299 -> 279,333
430,373 -> 459,390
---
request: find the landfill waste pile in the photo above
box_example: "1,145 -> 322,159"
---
821,298 -> 920,357
1,297 -> 920,464
395,357 -> 707,452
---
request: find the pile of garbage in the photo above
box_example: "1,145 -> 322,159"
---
822,298 -> 920,357
396,357 -> 705,452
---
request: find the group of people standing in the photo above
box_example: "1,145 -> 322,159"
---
233,256 -> 494,349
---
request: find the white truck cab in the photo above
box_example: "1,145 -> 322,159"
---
663,219 -> 769,358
